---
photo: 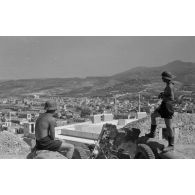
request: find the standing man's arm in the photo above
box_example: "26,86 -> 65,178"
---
49,118 -> 56,140
167,84 -> 174,101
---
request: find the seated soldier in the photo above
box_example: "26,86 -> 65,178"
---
35,101 -> 74,159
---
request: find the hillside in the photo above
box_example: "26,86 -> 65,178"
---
0,77 -> 109,97
113,60 -> 195,83
0,60 -> 194,97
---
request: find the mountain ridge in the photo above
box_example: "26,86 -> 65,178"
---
0,60 -> 194,97
112,60 -> 195,82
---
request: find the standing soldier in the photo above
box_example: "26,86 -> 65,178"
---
146,71 -> 175,150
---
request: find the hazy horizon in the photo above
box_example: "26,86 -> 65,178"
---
0,37 -> 195,80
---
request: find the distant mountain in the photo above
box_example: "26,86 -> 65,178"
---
0,60 -> 194,97
113,60 -> 195,83
0,77 -> 109,97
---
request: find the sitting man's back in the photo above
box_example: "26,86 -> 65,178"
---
35,101 -> 74,159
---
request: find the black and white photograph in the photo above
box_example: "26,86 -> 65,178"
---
0,36 -> 194,159
0,1 -> 195,195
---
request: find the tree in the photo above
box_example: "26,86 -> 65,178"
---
80,107 -> 91,118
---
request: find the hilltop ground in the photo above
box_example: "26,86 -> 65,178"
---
0,113 -> 195,159
0,132 -> 30,159
125,113 -> 195,145
124,113 -> 195,158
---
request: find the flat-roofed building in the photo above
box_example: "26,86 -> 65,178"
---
18,112 -> 32,120
23,122 -> 35,138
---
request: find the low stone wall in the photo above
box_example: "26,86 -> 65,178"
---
173,113 -> 195,144
124,113 -> 195,145
124,116 -> 151,136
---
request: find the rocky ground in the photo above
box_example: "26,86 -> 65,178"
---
175,145 -> 195,159
125,113 -> 195,144
0,113 -> 195,159
0,131 -> 30,159
124,113 -> 195,158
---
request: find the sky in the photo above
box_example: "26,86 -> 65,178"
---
0,36 -> 195,80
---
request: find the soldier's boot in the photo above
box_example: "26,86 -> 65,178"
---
164,136 -> 175,152
145,125 -> 157,138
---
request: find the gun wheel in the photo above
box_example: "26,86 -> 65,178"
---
134,144 -> 155,159
108,154 -> 118,159
73,146 -> 89,159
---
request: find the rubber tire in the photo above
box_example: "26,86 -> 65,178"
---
108,154 -> 118,159
134,144 -> 155,159
73,146 -> 89,159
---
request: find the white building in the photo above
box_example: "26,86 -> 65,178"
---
23,122 -> 35,138
18,113 -> 32,121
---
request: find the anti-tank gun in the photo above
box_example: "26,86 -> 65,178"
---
89,124 -> 141,159
88,122 -> 186,159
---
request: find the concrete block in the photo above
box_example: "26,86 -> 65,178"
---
103,114 -> 113,122
118,119 -> 127,126
91,115 -> 102,124
174,127 -> 179,142
75,124 -> 83,131
137,112 -> 147,119
61,129 -> 99,140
